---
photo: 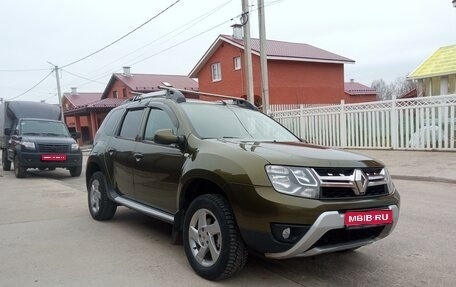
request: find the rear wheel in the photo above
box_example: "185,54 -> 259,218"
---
2,150 -> 11,171
183,194 -> 248,281
14,155 -> 26,178
69,165 -> 82,177
88,171 -> 117,221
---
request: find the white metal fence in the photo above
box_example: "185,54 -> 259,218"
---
270,94 -> 456,151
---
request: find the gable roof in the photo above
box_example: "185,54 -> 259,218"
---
189,35 -> 355,78
63,92 -> 102,108
344,81 -> 378,96
102,73 -> 198,99
408,44 -> 456,79
64,98 -> 126,116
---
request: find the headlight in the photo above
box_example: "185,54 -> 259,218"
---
265,165 -> 320,198
21,141 -> 35,150
71,143 -> 80,152
381,168 -> 396,194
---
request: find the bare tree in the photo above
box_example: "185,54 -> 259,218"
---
371,76 -> 416,100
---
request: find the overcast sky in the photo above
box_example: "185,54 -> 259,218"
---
1,0 -> 455,104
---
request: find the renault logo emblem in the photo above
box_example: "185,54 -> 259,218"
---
353,169 -> 369,195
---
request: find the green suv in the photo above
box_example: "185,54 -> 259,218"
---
86,88 -> 400,280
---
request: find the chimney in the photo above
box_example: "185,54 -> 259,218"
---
350,79 -> 354,83
71,87 -> 78,95
231,24 -> 243,40
123,66 -> 131,77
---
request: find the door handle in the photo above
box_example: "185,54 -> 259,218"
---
108,148 -> 116,156
133,152 -> 143,162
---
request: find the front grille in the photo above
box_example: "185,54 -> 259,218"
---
321,185 -> 388,199
37,144 -> 69,153
311,226 -> 385,249
312,167 -> 390,200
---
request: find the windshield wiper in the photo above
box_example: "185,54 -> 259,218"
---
22,132 -> 41,136
42,132 -> 65,137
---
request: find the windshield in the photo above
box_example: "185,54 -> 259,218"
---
20,120 -> 70,137
181,103 -> 300,142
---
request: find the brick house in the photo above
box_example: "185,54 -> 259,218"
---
102,67 -> 198,100
63,67 -> 198,145
344,80 -> 378,103
189,33 -> 357,105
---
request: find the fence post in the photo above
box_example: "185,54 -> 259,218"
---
391,94 -> 398,149
340,99 -> 346,148
299,104 -> 305,140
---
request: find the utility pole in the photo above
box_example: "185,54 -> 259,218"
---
48,62 -> 64,121
258,0 -> 270,114
242,0 -> 254,104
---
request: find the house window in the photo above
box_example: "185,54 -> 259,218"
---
211,62 -> 221,82
122,88 -> 127,98
113,90 -> 118,98
233,56 -> 241,70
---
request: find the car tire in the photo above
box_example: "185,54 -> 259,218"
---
69,165 -> 82,177
88,171 -> 117,221
14,155 -> 26,178
2,150 -> 11,171
183,194 -> 248,281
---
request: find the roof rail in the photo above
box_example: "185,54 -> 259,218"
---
130,88 -> 186,103
158,87 -> 258,111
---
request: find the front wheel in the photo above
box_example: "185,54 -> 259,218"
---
14,155 -> 26,178
69,166 -> 82,177
88,171 -> 117,221
183,194 -> 248,281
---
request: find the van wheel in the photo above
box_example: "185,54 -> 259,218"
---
88,172 -> 117,221
14,155 -> 26,178
2,150 -> 11,171
183,194 -> 248,281
69,166 -> 82,177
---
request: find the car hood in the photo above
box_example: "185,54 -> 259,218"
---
214,140 -> 383,168
20,136 -> 75,145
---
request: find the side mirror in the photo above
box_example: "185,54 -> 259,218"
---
154,129 -> 181,145
71,132 -> 81,139
4,128 -> 11,136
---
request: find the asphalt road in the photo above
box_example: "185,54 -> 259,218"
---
0,159 -> 455,286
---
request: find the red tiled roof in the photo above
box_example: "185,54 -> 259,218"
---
64,98 -> 126,116
189,35 -> 354,78
400,88 -> 417,99
102,73 -> 198,99
63,92 -> 102,107
87,98 -> 126,108
223,35 -> 354,63
344,81 -> 378,96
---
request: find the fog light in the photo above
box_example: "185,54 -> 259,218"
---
282,228 -> 291,239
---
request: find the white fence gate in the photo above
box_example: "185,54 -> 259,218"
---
270,94 -> 456,151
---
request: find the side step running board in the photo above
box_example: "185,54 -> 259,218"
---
114,196 -> 174,224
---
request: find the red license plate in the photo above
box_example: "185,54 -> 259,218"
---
41,154 -> 66,161
344,210 -> 393,227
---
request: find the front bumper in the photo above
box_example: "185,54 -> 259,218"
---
265,204 -> 399,259
17,152 -> 82,168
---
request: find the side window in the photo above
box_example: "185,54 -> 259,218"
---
100,109 -> 124,136
119,109 -> 144,140
144,109 -> 176,141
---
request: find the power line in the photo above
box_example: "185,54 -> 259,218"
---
71,0 -> 232,84
7,70 -> 54,101
61,69 -> 107,85
61,0 -> 181,69
0,68 -> 49,72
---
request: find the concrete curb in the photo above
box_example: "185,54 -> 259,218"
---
392,175 -> 456,184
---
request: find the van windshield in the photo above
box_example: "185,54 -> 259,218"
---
20,120 -> 70,137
